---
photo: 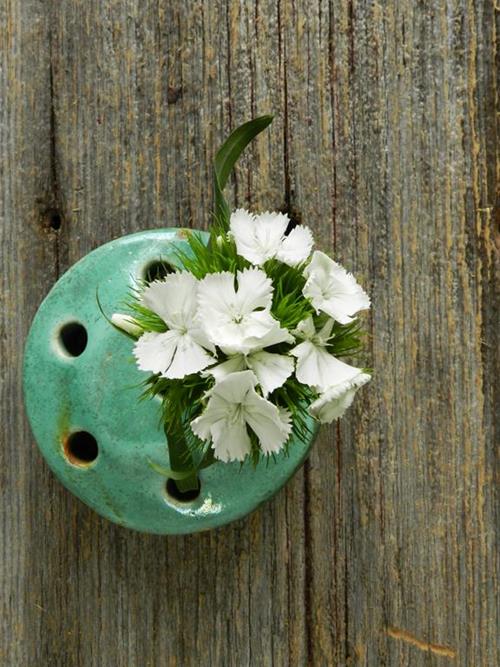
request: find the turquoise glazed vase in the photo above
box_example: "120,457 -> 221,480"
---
23,229 -> 317,534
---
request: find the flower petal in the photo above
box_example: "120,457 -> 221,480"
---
229,209 -> 264,265
203,355 -> 246,383
209,311 -> 287,355
293,315 -> 334,345
247,351 -> 294,396
276,225 -> 314,266
197,268 -> 280,352
293,315 -> 316,340
191,399 -> 253,462
316,318 -> 335,345
133,330 -> 179,374
191,370 -> 292,460
188,325 -> 216,355
190,397 -> 227,441
303,251 -> 370,324
256,319 -> 295,348
141,272 -> 199,328
196,271 -> 236,320
234,267 -> 273,313
277,406 -> 293,437
237,312 -> 291,354
190,371 -> 257,462
251,210 -> 289,257
133,329 -> 213,379
210,419 -> 252,462
163,333 -> 215,379
209,369 -> 258,403
309,373 -> 370,423
244,393 -> 291,454
230,209 -> 289,265
291,340 -> 363,392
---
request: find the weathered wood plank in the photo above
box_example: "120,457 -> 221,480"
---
22,2 -> 307,666
1,1 -> 497,665
314,1 -> 497,664
0,1 -> 58,664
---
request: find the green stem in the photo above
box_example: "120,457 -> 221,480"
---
164,421 -> 199,493
162,408 -> 218,495
173,472 -> 199,493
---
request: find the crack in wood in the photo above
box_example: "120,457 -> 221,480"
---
48,21 -> 61,278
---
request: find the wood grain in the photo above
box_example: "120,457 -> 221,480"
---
1,1 -> 497,665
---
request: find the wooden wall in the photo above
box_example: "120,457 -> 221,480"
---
1,1 -> 497,664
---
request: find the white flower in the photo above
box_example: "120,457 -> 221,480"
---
111,313 -> 142,337
197,267 -> 293,355
206,350 -> 294,397
230,208 -> 314,267
191,371 -> 292,462
291,315 -> 364,393
309,373 -> 371,423
133,272 -> 215,379
303,250 -> 370,324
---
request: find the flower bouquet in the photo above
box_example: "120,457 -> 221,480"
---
111,116 -> 371,497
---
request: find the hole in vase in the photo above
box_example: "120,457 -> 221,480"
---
165,477 -> 201,503
59,322 -> 88,357
143,260 -> 175,283
64,431 -> 98,466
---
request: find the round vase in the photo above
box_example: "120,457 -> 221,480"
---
23,228 -> 318,534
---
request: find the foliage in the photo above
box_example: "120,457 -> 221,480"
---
213,115 -> 273,232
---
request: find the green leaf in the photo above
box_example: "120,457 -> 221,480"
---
215,115 -> 274,188
96,288 -> 140,341
147,458 -> 195,481
213,115 -> 274,230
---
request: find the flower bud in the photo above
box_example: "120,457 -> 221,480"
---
111,313 -> 142,337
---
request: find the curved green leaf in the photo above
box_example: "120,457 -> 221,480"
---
215,115 -> 274,188
213,115 -> 274,230
147,458 -> 195,481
